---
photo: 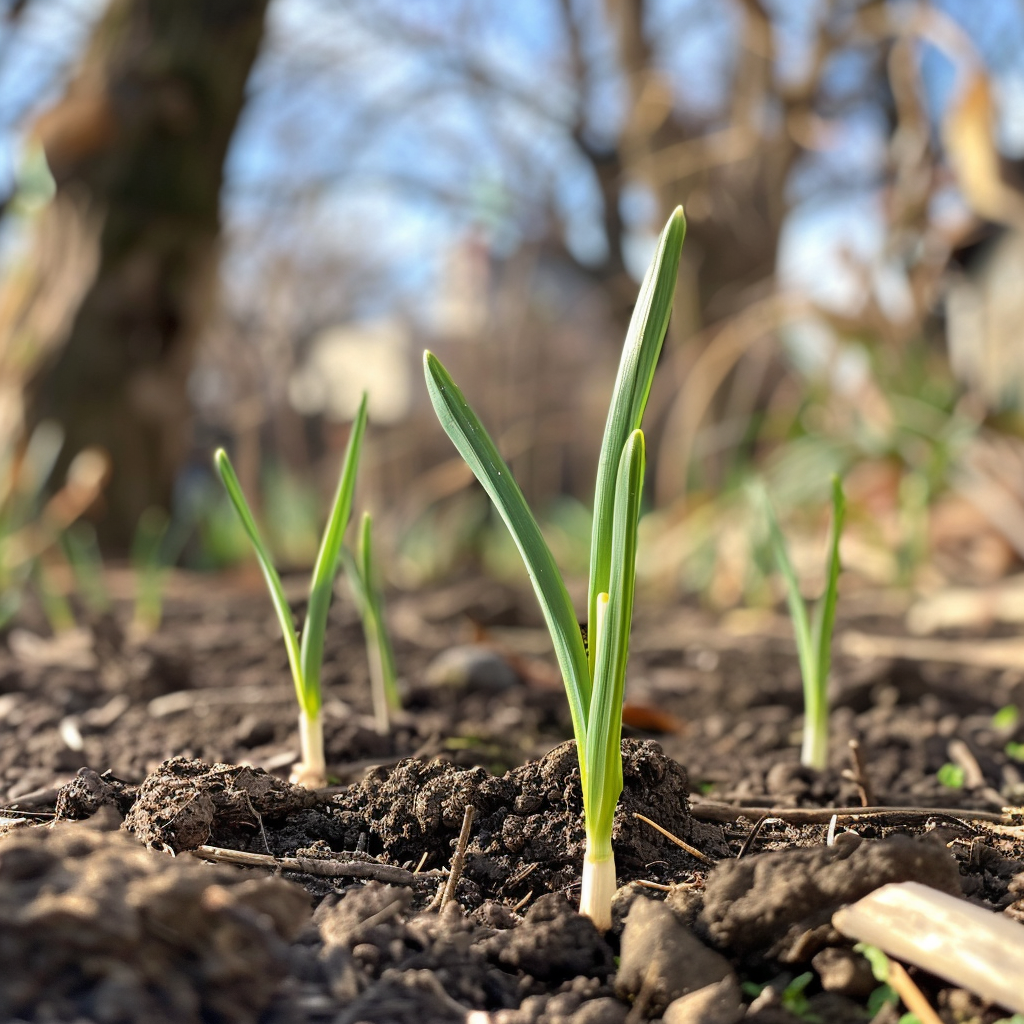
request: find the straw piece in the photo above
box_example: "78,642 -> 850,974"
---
833,881 -> 1024,1014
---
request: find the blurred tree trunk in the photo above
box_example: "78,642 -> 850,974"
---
2,0 -> 269,548
603,0 -> 794,323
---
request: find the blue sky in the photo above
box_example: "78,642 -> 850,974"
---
4,0 -> 1024,324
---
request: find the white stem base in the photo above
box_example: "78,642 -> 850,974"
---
368,636 -> 390,736
290,710 -> 326,789
579,845 -> 616,933
801,705 -> 829,771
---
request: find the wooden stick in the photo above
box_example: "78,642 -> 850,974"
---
690,800 -> 1021,827
440,805 -> 475,910
834,881 -> 1024,1014
634,812 -> 714,863
191,844 -> 438,884
844,738 -> 873,807
887,959 -> 944,1024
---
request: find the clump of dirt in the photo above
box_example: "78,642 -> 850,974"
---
700,832 -> 963,961
0,811 -> 309,1024
55,740 -> 720,911
332,738 -> 721,905
54,766 -> 137,819
312,884 -> 616,1024
119,758 -> 323,851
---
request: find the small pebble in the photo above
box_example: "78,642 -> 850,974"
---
424,645 -> 518,691
662,976 -> 744,1024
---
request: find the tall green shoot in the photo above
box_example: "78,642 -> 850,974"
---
214,393 -> 368,787
63,522 -> 111,616
424,207 -> 685,929
343,511 -> 401,734
131,506 -> 170,637
761,476 -> 845,770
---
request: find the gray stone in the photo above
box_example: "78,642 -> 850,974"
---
811,946 -> 876,997
568,996 -> 629,1024
662,976 -> 744,1024
614,897 -> 735,1017
424,645 -> 518,691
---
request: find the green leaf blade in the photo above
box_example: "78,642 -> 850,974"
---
811,475 -> 845,698
357,511 -> 400,713
299,392 -> 369,715
759,483 -> 816,694
585,429 -> 645,847
588,207 -> 685,674
214,448 -> 304,709
424,350 -> 591,749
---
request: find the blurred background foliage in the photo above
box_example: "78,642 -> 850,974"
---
3,0 -> 1024,618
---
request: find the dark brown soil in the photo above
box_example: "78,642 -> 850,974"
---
2,570 -> 1024,1022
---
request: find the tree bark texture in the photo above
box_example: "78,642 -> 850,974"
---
3,0 -> 269,548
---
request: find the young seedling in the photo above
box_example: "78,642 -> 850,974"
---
131,506 -> 171,637
62,521 -> 112,617
1,424 -> 109,629
760,476 -> 845,771
342,511 -> 401,734
214,393 -> 368,788
424,207 -> 685,930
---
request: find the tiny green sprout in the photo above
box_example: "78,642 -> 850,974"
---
424,206 -> 685,930
342,511 -> 400,734
993,704 -> 1020,730
131,506 -> 170,637
936,762 -> 965,789
856,942 -> 891,982
62,522 -> 111,616
1004,741 -> 1024,763
856,943 -> 900,1016
779,972 -> 821,1023
760,476 -> 845,771
214,393 -> 368,788
32,558 -> 75,634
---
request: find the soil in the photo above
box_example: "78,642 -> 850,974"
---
2,568 -> 1024,1023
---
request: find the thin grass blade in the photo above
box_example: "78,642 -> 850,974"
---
62,522 -> 111,615
214,448 -> 304,706
342,548 -> 369,613
357,511 -> 400,711
810,475 -> 845,695
759,483 -> 815,689
586,430 -> 645,845
424,351 -> 591,746
588,207 -> 685,674
299,392 -> 368,715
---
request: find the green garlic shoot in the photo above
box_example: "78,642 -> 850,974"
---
131,506 -> 170,637
342,511 -> 400,734
214,392 -> 368,788
62,521 -> 111,616
424,207 -> 685,930
761,475 -> 845,771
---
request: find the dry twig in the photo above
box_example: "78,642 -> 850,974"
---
634,812 -> 713,863
887,959 -> 944,1024
691,801 -> 1022,827
440,804 -> 475,911
191,844 -> 436,884
843,738 -> 873,807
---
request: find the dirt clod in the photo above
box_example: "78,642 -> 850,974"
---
0,818 -> 309,1023
661,976 -> 744,1024
55,767 -> 136,820
700,833 -> 963,960
811,946 -> 877,997
483,893 -> 615,983
122,757 -> 322,851
616,896 -> 734,1016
